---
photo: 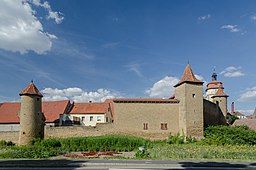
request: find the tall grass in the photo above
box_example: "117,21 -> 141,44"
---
0,135 -> 152,159
34,135 -> 152,152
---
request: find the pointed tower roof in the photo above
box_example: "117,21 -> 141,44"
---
174,64 -> 203,87
212,88 -> 229,98
19,81 -> 43,97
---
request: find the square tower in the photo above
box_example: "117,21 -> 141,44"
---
174,64 -> 204,140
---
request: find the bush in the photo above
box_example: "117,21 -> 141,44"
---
201,125 -> 256,145
0,140 -> 15,147
33,135 -> 152,152
228,115 -> 239,125
135,149 -> 150,159
168,133 -> 196,144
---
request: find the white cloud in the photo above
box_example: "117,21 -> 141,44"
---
220,66 -> 245,77
31,0 -> 64,24
145,76 -> 179,98
126,64 -> 144,78
250,15 -> 256,21
195,74 -> 204,82
238,86 -> 256,102
41,87 -> 121,102
0,0 -> 61,54
221,25 -> 240,33
198,14 -> 211,21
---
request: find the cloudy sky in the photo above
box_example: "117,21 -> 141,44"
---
0,0 -> 255,115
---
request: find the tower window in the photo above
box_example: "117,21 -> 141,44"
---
37,98 -> 40,101
143,123 -> 148,130
161,123 -> 167,130
192,94 -> 196,98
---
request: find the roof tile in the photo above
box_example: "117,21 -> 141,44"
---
174,64 -> 203,87
19,82 -> 43,97
70,103 -> 109,114
0,100 -> 71,123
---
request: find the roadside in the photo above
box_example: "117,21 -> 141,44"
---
0,159 -> 255,169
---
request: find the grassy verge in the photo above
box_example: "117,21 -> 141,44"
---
149,143 -> 256,161
0,125 -> 255,160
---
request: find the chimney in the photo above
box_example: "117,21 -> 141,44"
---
231,102 -> 234,113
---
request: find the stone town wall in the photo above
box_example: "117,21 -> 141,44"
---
113,102 -> 180,136
203,99 -> 227,127
0,131 -> 19,143
45,123 -> 170,140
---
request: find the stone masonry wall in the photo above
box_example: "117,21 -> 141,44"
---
113,102 -> 180,136
0,131 -> 19,144
203,99 -> 227,127
175,83 -> 204,140
45,123 -> 170,140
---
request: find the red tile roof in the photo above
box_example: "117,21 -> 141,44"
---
70,102 -> 109,114
19,82 -> 43,97
212,88 -> 229,98
0,100 -> 72,124
113,98 -> 179,103
0,102 -> 20,123
43,100 -> 73,123
231,111 -> 245,117
233,119 -> 256,130
174,64 -> 203,87
206,80 -> 224,90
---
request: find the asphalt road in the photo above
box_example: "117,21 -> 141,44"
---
0,159 -> 255,170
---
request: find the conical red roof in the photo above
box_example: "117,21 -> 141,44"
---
212,88 -> 229,98
174,64 -> 203,87
19,82 -> 43,97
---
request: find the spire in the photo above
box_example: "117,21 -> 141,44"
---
19,82 -> 43,97
174,64 -> 203,87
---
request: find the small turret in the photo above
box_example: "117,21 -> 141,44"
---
18,81 -> 44,146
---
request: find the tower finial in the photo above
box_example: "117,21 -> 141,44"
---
212,67 -> 217,81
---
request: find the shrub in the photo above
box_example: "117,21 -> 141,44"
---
135,149 -> 150,159
0,140 -> 15,147
201,125 -> 256,145
168,133 -> 196,144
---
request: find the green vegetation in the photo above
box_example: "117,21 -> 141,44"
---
0,135 -> 152,159
201,125 -> 256,145
0,126 -> 255,160
149,144 -> 256,160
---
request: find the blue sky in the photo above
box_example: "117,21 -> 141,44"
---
0,0 -> 255,115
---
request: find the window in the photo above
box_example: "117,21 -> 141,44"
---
81,116 -> 85,122
161,123 -> 167,130
37,98 -> 40,101
97,116 -> 101,121
192,94 -> 196,98
143,123 -> 148,130
90,116 -> 93,122
106,117 -> 108,122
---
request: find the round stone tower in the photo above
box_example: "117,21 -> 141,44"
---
18,81 -> 44,146
205,70 -> 229,117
